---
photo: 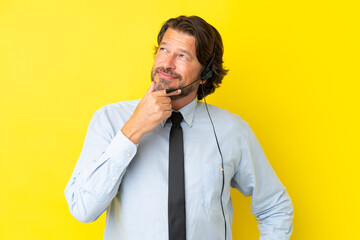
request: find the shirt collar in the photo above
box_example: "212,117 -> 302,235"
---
161,97 -> 198,128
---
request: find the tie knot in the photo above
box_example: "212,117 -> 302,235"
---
170,112 -> 183,127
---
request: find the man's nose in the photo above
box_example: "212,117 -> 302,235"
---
163,54 -> 176,70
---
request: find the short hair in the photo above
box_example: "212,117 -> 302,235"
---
155,16 -> 228,100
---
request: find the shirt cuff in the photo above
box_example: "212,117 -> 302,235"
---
105,130 -> 138,160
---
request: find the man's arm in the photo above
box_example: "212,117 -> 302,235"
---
64,82 -> 180,222
231,127 -> 293,240
64,109 -> 137,223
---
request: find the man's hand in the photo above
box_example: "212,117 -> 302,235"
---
121,82 -> 181,144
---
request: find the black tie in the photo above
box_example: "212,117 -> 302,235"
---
168,112 -> 186,240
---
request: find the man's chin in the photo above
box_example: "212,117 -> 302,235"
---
154,84 -> 168,92
154,82 -> 175,92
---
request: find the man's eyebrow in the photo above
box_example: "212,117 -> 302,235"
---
178,48 -> 193,58
159,42 -> 169,47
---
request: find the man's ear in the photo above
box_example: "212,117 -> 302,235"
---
200,80 -> 207,84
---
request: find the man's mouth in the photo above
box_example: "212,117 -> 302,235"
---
157,71 -> 178,80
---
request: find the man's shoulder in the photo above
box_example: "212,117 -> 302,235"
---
91,99 -> 141,124
196,101 -> 250,132
94,99 -> 140,116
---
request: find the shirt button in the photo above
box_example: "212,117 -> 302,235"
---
220,168 -> 224,172
188,120 -> 192,124
111,177 -> 116,181
126,153 -> 131,157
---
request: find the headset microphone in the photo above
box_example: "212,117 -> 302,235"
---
165,78 -> 201,94
164,69 -> 213,94
164,66 -> 213,94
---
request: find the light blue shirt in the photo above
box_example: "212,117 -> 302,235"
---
65,98 -> 293,240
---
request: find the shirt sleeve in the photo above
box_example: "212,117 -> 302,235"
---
64,111 -> 137,223
231,127 -> 294,240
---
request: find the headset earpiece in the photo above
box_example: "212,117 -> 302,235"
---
201,70 -> 213,80
200,30 -> 217,81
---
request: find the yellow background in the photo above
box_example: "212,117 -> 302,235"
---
0,0 -> 359,239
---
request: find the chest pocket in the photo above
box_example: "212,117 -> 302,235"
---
202,162 -> 233,211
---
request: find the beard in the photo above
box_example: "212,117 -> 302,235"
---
151,67 -> 198,101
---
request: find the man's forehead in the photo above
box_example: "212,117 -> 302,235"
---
160,29 -> 197,56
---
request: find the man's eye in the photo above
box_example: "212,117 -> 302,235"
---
179,54 -> 187,60
159,48 -> 167,52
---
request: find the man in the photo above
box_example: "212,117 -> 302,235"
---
65,16 -> 293,239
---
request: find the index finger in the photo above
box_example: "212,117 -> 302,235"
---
156,88 -> 181,97
145,81 -> 156,95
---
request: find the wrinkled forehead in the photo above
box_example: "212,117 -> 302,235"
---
160,28 -> 198,59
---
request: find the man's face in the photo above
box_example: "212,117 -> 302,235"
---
151,28 -> 202,100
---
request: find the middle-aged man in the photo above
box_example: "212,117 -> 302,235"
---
65,15 -> 293,240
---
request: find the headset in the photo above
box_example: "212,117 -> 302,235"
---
166,29 -> 227,240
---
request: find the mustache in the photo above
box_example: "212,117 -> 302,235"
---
154,67 -> 182,80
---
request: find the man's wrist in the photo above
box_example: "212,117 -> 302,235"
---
121,120 -> 144,144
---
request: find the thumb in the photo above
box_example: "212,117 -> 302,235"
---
146,81 -> 156,95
